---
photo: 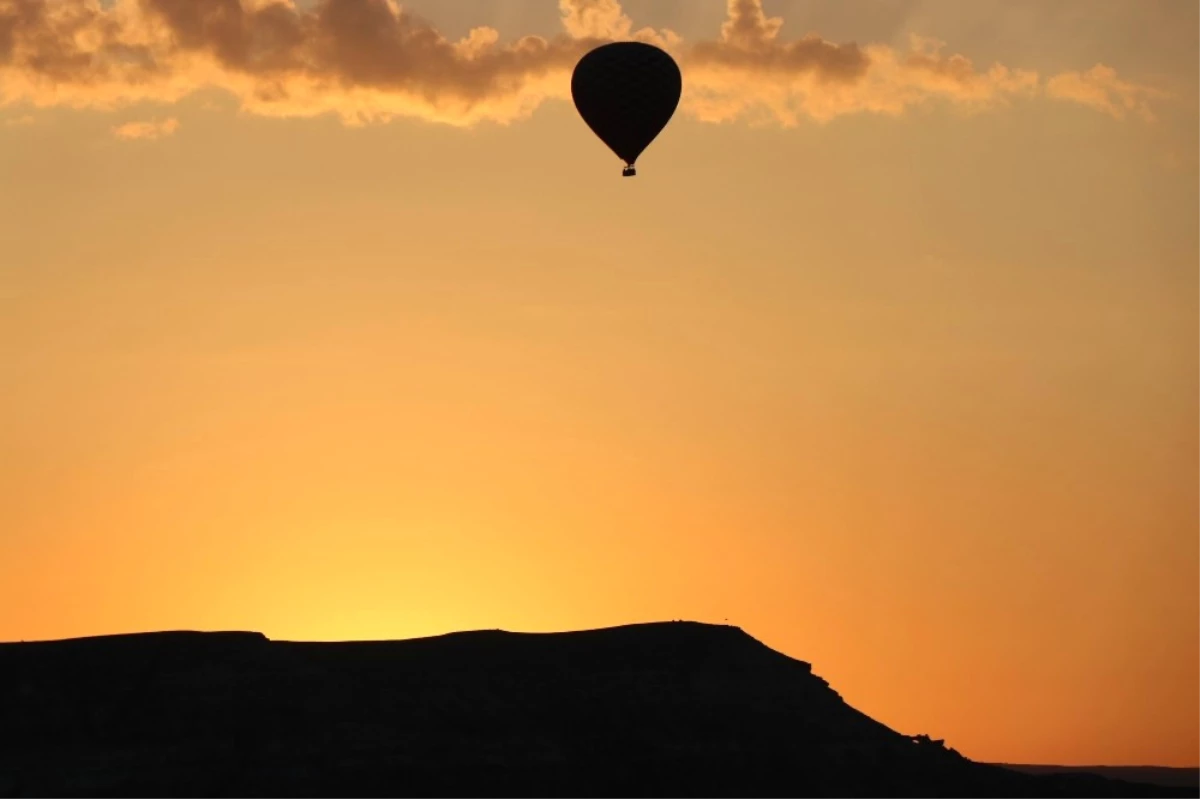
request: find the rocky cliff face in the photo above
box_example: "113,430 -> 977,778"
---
0,622 -> 1189,797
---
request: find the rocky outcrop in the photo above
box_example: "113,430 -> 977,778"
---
0,622 -> 1191,797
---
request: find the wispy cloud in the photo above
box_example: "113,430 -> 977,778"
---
1045,64 -> 1168,122
0,0 -> 1168,128
112,116 -> 179,139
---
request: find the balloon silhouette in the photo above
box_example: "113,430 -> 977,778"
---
571,42 -> 682,177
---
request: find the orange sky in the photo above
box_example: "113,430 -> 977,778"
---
1,0 -> 1197,769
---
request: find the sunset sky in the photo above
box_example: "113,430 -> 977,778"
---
1,0 -> 1197,769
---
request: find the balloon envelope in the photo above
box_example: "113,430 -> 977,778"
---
571,42 -> 682,172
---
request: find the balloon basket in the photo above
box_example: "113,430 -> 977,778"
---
622,166 -> 637,177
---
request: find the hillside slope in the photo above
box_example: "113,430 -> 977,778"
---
0,621 -> 1191,797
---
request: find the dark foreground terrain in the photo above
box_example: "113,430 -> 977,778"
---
0,621 -> 1193,797
998,764 -> 1200,791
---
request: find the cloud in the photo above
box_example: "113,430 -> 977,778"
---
0,0 -> 1168,129
1045,63 -> 1167,122
681,14 -> 1040,126
4,112 -> 34,124
112,115 -> 179,139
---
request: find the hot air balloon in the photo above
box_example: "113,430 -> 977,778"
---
571,41 -> 682,177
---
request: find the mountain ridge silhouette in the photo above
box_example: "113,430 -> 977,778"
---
1,621 -> 1193,797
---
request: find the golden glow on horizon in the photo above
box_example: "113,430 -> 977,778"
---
1,0 -> 1196,771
